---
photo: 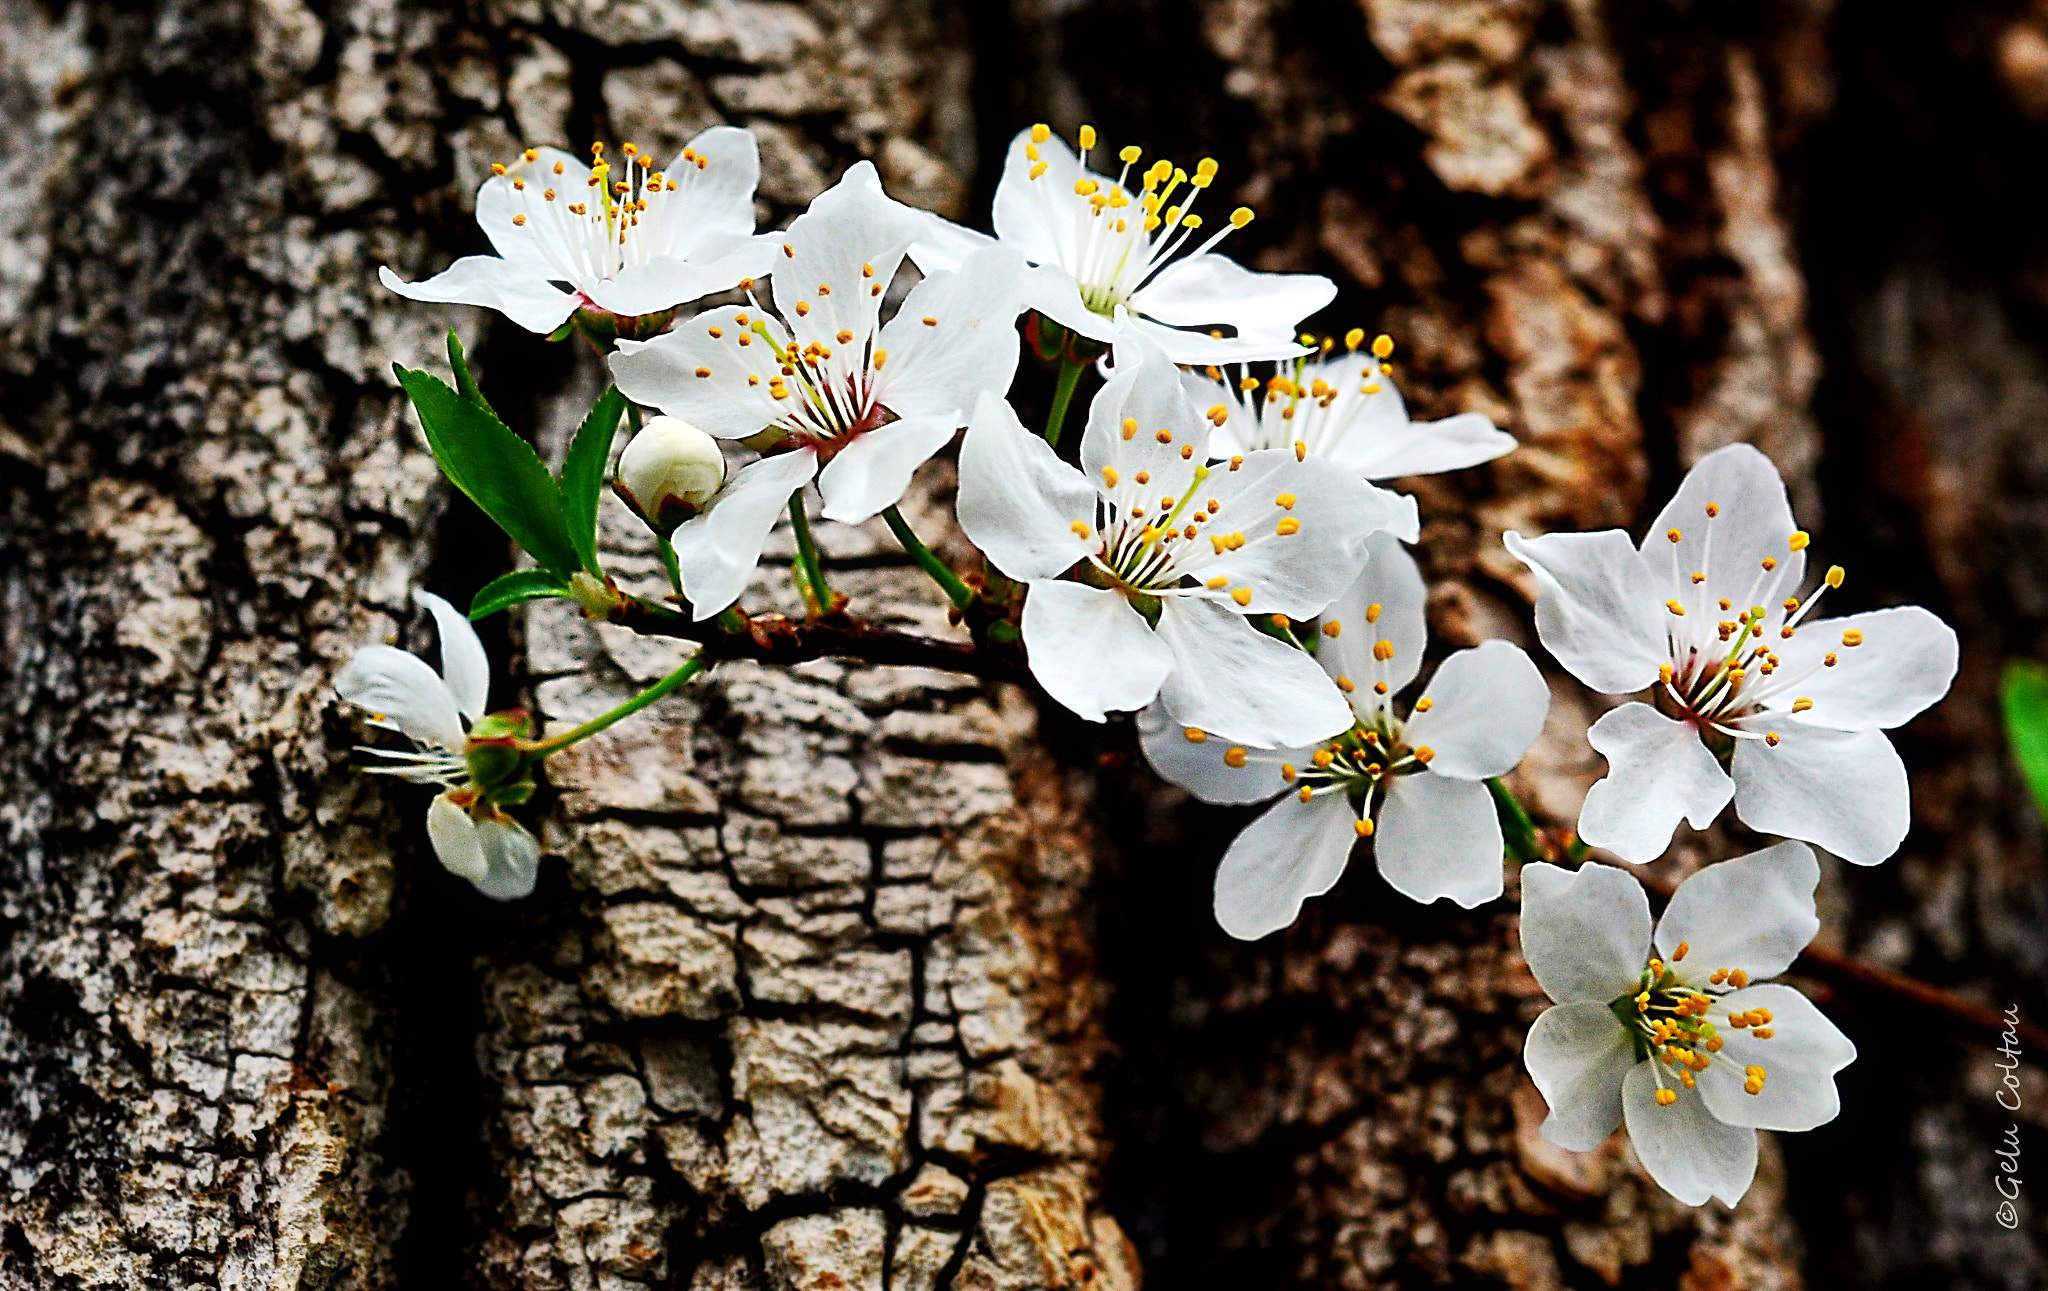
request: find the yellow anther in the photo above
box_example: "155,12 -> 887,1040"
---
1269,614 -> 1289,630
1229,455 -> 1244,471
1120,144 -> 1141,163
1365,602 -> 1382,624
1705,1036 -> 1724,1052
1184,728 -> 1207,744
1313,749 -> 1335,768
872,349 -> 888,369
1294,441 -> 1307,462
1764,732 -> 1780,746
1335,676 -> 1355,693
1791,697 -> 1813,713
1155,428 -> 1173,444
1070,521 -> 1092,540
795,301 -> 810,316
1073,178 -> 1100,197
1231,587 -> 1253,607
1229,207 -> 1253,228
1276,518 -> 1300,536
1842,629 -> 1864,647
1659,663 -> 1675,685
1120,416 -> 1138,441
1673,941 -> 1690,961
1355,818 -> 1374,836
1789,530 -> 1810,551
1280,763 -> 1296,782
693,366 -> 710,378
1762,556 -> 1778,572
1372,639 -> 1396,662
1415,697 -> 1434,712
1754,1028 -> 1775,1039
1370,334 -> 1395,359
1030,123 -> 1050,144
511,213 -> 527,225
1221,747 -> 1249,770
1029,161 -> 1049,180
1206,576 -> 1229,590
1729,969 -> 1749,988
1827,565 -> 1845,588
1667,528 -> 1683,543
1413,747 -> 1435,764
1074,124 -> 1096,150
1275,493 -> 1297,510
491,162 -> 507,176
1293,785 -> 1311,803
1655,1088 -> 1678,1107
1666,600 -> 1686,616
1206,404 -> 1229,425
1322,620 -> 1342,638
1374,681 -> 1389,695
1102,466 -> 1119,488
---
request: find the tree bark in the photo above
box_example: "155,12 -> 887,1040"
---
0,0 -> 2035,1287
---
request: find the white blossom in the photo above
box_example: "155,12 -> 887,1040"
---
1505,443 -> 1958,865
1141,533 -> 1549,938
334,590 -> 540,900
1520,844 -> 1855,1206
1181,331 -> 1516,541
379,128 -> 775,333
956,333 -> 1403,746
609,161 -> 1026,619
911,124 -> 1331,364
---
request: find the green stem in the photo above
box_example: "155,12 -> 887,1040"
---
1488,777 -> 1544,864
883,506 -> 973,611
1044,355 -> 1088,448
787,489 -> 832,616
525,653 -> 709,757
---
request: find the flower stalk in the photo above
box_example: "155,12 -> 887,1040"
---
1043,353 -> 1087,448
883,505 -> 974,611
523,653 -> 710,758
786,489 -> 833,617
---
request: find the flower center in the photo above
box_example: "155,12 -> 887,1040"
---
1020,123 -> 1255,317
1204,331 -> 1397,455
1610,942 -> 1777,1107
1652,501 -> 1862,752
498,141 -> 715,291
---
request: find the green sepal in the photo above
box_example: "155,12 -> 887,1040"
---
1610,994 -> 1651,1062
562,387 -> 626,576
465,708 -> 535,792
470,569 -> 575,620
2002,659 -> 2048,820
394,361 -> 582,578
485,779 -> 536,807
468,709 -> 536,742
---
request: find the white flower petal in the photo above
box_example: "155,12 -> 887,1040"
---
473,816 -> 543,901
873,243 -> 1026,421
776,160 -> 924,352
1503,529 -> 1667,695
1621,1061 -> 1758,1207
1654,840 -> 1819,983
377,260 -> 577,335
1375,771 -> 1504,907
1135,703 -> 1310,805
1525,1000 -> 1636,1152
1338,411 -> 1517,481
336,645 -> 467,752
1153,597 -> 1355,748
989,128 -> 1075,269
669,449 -> 820,620
1181,451 -> 1399,619
907,209 -> 995,275
815,415 -> 957,524
1404,641 -> 1548,780
955,390 -> 1098,582
1080,336 -> 1212,494
1698,984 -> 1856,1131
414,590 -> 489,723
426,793 -> 490,883
1646,442 -> 1805,603
609,305 -> 792,439
1020,265 -> 1120,344
1518,861 -> 1652,1005
1730,724 -> 1910,865
1764,606 -> 1958,731
1020,580 -> 1174,722
656,126 -> 763,244
1579,703 -> 1734,864
583,234 -> 778,319
1318,531 -> 1427,693
1213,792 -> 1360,940
1130,253 -> 1334,344
1119,313 -> 1308,365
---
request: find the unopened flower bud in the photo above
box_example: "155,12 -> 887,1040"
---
614,416 -> 725,531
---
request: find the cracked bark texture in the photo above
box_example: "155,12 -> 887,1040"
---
0,0 -> 2038,1288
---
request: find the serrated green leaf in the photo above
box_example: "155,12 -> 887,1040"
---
562,387 -> 626,576
395,363 -> 582,578
469,569 -> 574,619
446,330 -> 494,414
2002,660 -> 2048,819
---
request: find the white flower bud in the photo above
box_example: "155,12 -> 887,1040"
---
614,415 -> 725,531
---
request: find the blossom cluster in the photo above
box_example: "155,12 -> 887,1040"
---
352,122 -> 1960,1211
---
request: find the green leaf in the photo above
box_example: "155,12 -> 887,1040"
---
446,331 -> 494,414
2002,660 -> 2048,819
395,363 -> 582,577
561,387 -> 626,576
469,569 -> 574,619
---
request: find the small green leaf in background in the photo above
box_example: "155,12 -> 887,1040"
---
469,569 -> 574,620
561,387 -> 626,576
2001,659 -> 2048,818
394,362 -> 582,578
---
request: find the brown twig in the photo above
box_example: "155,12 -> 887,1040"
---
613,600 -> 1029,683
1609,859 -> 2046,1056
